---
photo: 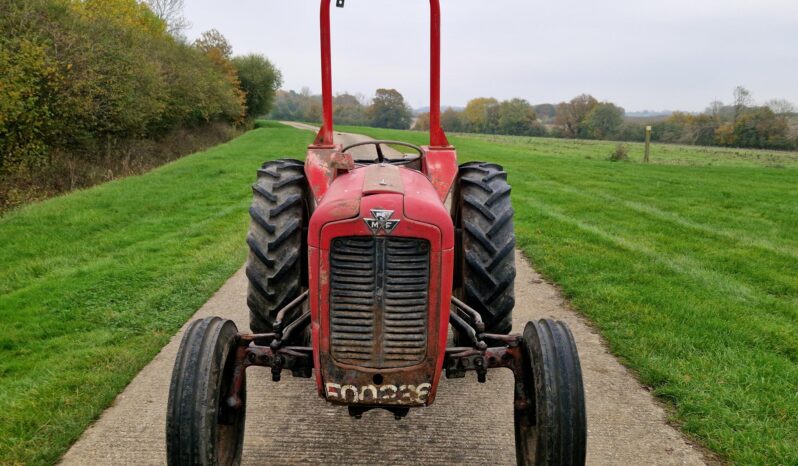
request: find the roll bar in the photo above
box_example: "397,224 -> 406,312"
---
315,0 -> 450,149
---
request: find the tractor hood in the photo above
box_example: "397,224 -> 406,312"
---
308,164 -> 454,249
306,162 -> 455,407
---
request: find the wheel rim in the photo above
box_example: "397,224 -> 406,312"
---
515,408 -> 541,465
215,339 -> 245,464
515,325 -> 542,466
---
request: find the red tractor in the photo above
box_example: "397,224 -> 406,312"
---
166,1 -> 586,465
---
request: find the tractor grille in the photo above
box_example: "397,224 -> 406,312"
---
329,237 -> 430,368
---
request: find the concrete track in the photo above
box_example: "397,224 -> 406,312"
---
60,125 -> 708,465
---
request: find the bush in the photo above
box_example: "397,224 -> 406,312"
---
609,144 -> 630,162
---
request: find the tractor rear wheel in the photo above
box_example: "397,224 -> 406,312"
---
166,317 -> 246,466
515,319 -> 587,466
454,162 -> 516,341
246,159 -> 309,335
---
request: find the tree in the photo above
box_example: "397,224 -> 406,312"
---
334,93 -> 367,125
733,86 -> 753,121
269,89 -> 324,122
414,112 -> 431,131
71,0 -> 166,37
657,112 -> 692,143
270,90 -> 301,121
706,100 -> 724,119
366,89 -> 412,129
194,30 -> 245,123
615,122 -> 647,142
299,88 -> 322,122
732,107 -> 790,149
194,29 -> 233,59
555,94 -> 598,138
143,0 -> 190,37
583,102 -> 624,139
497,99 -> 542,136
688,114 -> 720,146
534,103 -> 557,122
231,54 -> 282,119
714,123 -> 736,146
441,107 -> 464,132
660,113 -> 719,146
463,97 -> 499,133
765,99 -> 796,115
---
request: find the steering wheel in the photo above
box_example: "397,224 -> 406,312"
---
342,140 -> 423,165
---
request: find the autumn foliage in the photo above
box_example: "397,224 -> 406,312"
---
0,0 -> 253,209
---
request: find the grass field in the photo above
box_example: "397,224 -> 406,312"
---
0,122 -> 315,465
339,125 -> 798,465
469,132 -> 798,168
1,122 -> 796,464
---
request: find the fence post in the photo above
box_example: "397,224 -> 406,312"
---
644,126 -> 652,163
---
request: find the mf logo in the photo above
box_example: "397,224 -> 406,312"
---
364,209 -> 400,235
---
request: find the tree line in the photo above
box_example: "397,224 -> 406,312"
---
417,87 -> 797,151
274,85 -> 796,151
271,88 -> 413,129
1,0 -> 282,210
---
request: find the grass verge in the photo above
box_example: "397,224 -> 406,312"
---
0,122 -> 313,465
338,125 -> 798,465
1,123 -> 240,214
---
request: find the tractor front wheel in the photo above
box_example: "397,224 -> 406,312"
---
166,317 -> 246,466
515,319 -> 587,466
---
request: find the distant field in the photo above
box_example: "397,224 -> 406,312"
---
457,132 -> 798,168
339,125 -> 798,465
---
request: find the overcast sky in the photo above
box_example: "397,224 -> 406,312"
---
183,0 -> 798,112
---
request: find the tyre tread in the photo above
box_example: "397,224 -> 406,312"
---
166,317 -> 245,466
456,162 -> 516,335
516,319 -> 587,466
246,159 -> 308,334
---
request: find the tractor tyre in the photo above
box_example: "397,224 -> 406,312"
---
166,317 -> 246,466
246,159 -> 309,336
515,319 -> 587,466
454,162 -> 516,342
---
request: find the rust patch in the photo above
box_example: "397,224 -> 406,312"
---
320,353 -> 434,407
329,151 -> 355,172
305,146 -> 352,203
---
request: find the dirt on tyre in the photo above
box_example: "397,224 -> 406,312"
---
166,317 -> 246,466
246,159 -> 309,335
515,319 -> 587,466
454,162 -> 516,339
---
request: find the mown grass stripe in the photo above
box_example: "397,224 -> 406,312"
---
528,175 -> 798,260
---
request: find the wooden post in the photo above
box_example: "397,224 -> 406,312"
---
644,126 -> 652,163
